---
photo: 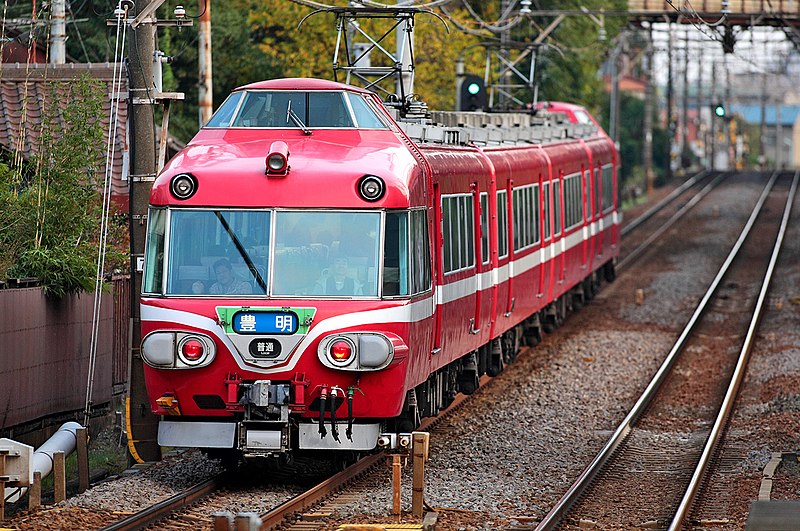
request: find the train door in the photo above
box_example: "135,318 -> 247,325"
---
555,174 -> 565,284
538,173 -> 547,300
504,179 -> 515,317
471,182 -> 482,335
595,164 -> 603,258
432,182 -> 443,356
581,164 -> 588,270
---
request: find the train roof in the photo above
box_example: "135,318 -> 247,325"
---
149,79 -> 613,209
235,77 -> 372,94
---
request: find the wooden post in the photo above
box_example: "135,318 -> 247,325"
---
0,450 -> 7,521
412,432 -> 429,518
213,511 -> 234,531
53,451 -> 66,503
392,454 -> 402,516
234,512 -> 261,531
29,471 -> 42,510
76,427 -> 89,493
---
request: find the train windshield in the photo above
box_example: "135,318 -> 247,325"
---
143,209 -> 383,298
205,90 -> 388,129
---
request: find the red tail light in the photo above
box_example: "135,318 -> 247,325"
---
330,340 -> 353,362
181,338 -> 205,361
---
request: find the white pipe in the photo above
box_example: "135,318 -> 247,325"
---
4,422 -> 83,504
31,422 -> 82,478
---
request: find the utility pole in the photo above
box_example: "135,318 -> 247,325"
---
49,0 -> 66,64
710,61 -> 716,170
759,72 -> 766,168
725,61 -> 733,169
126,0 -> 160,463
643,26 -> 654,195
696,54 -> 703,168
665,22 -> 673,182
681,28 -> 689,169
198,0 -> 213,126
498,0 -> 511,110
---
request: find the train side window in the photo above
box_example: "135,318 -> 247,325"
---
563,173 -> 582,230
533,185 -> 540,244
602,165 -> 614,212
410,209 -> 431,294
584,168 -> 592,221
480,193 -> 489,264
543,182 -> 551,240
512,184 -> 539,251
553,179 -> 562,235
442,194 -> 474,274
496,190 -> 508,258
143,208 -> 166,294
384,212 -> 410,296
594,167 -> 602,216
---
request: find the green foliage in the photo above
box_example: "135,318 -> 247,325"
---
0,76 -> 125,297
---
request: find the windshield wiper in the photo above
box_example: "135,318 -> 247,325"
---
214,212 -> 268,293
286,100 -> 312,135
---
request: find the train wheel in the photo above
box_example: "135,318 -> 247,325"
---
457,351 -> 480,394
524,315 -> 542,347
543,304 -> 560,334
583,276 -> 596,301
572,286 -> 585,310
604,261 -> 617,283
395,389 -> 421,431
487,339 -> 504,376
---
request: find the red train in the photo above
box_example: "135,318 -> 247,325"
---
140,78 -> 618,459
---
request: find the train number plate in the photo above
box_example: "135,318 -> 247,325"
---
232,310 -> 298,335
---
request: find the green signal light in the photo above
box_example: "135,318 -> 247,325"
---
714,104 -> 725,117
467,82 -> 481,95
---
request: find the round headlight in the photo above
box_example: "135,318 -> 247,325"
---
358,175 -> 385,202
170,173 -> 197,200
267,153 -> 287,172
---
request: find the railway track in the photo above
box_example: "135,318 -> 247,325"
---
92,373 -> 498,530
19,172 -> 754,531
618,169 -> 725,270
535,170 -> 799,530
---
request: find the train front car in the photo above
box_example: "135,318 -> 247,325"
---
140,79 -> 431,459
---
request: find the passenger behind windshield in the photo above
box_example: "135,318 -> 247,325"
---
196,258 -> 252,295
317,256 -> 362,296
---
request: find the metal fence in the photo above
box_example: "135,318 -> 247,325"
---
0,277 -> 130,430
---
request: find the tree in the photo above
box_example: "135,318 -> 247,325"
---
0,76 -> 126,297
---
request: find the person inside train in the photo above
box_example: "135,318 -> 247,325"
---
318,255 -> 362,296
207,258 -> 252,295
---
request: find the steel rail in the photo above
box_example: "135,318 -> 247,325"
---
100,470 -> 232,531
260,451 -> 385,529
620,169 -> 710,237
535,171 -> 780,530
669,170 -> 799,530
618,171 -> 728,270
259,371 -> 497,529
